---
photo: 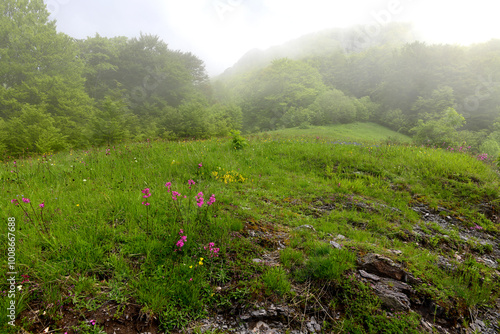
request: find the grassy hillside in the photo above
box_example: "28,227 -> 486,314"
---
258,122 -> 412,143
1,124 -> 499,333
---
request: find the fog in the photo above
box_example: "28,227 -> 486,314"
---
45,0 -> 500,76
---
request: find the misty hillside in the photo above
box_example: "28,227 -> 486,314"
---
219,22 -> 416,77
2,1 -> 500,334
213,28 -> 500,157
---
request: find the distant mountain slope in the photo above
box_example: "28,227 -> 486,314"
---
218,22 -> 416,78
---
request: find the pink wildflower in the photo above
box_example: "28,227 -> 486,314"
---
11,199 -> 18,205
175,235 -> 187,251
188,179 -> 195,189
205,242 -> 220,257
39,202 -> 44,208
198,163 -> 202,168
207,194 -> 216,206
172,191 -> 181,201
165,182 -> 172,192
195,192 -> 204,207
142,188 -> 151,198
22,198 -> 30,203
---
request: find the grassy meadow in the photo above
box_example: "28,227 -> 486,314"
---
1,123 -> 499,333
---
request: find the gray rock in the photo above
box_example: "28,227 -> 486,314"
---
306,322 -> 316,333
475,319 -> 485,328
359,253 -> 419,284
359,269 -> 381,281
330,241 -> 342,249
420,319 -> 434,332
295,224 -> 316,231
251,321 -> 271,333
251,309 -> 267,317
310,316 -> 321,332
389,249 -> 402,256
480,257 -> 498,269
379,277 -> 412,293
372,283 -> 411,311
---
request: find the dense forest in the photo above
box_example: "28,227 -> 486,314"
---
0,0 -> 242,156
2,0 -> 500,158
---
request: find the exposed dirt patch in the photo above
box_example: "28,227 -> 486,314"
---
20,301 -> 160,334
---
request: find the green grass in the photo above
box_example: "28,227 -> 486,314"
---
260,122 -> 412,143
0,123 -> 499,333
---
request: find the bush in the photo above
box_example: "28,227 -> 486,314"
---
230,130 -> 247,150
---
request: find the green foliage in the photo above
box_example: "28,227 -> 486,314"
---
379,109 -> 409,133
354,96 -> 378,122
295,244 -> 356,282
207,104 -> 243,136
441,257 -> 498,307
480,119 -> 500,158
230,130 -> 247,150
71,320 -> 106,334
410,107 -> 466,146
0,0 -> 91,152
280,248 -> 305,269
310,89 -> 357,124
239,58 -> 326,131
281,107 -> 313,128
90,95 -> 132,145
261,267 -> 292,296
339,278 -> 421,334
4,104 -> 67,154
0,1 -> 221,156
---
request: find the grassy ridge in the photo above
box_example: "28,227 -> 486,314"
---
1,123 -> 499,333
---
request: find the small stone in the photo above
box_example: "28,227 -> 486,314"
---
372,283 -> 410,311
359,269 -> 380,281
251,309 -> 267,317
475,319 -> 485,328
295,224 -> 316,231
306,322 -> 316,333
480,258 -> 498,269
336,234 -> 346,240
330,241 -> 342,249
252,321 -> 270,333
420,319 -> 433,332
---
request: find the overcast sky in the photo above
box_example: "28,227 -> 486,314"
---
44,0 -> 500,76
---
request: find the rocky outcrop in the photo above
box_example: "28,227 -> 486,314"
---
358,253 -> 419,284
